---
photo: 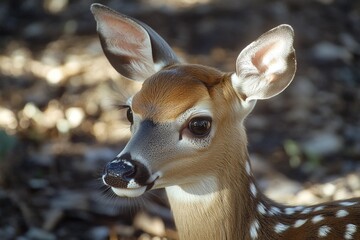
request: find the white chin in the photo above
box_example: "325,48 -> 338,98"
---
111,186 -> 147,197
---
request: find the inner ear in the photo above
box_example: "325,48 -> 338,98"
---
252,42 -> 286,77
233,24 -> 296,101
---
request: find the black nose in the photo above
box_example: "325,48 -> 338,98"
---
103,156 -> 150,188
107,160 -> 136,180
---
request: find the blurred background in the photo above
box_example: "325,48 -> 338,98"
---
0,0 -> 359,239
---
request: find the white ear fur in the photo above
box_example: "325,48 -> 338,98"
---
91,4 -> 178,82
232,24 -> 296,101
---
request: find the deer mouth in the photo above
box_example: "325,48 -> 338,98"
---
107,175 -> 159,198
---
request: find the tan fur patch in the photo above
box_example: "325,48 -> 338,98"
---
132,64 -> 227,122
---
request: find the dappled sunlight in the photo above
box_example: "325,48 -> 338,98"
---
0,107 -> 17,133
0,37 -> 133,144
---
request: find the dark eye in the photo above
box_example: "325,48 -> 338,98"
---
126,107 -> 133,124
188,117 -> 212,137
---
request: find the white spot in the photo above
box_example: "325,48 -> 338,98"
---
250,219 -> 260,239
274,223 -> 289,234
318,225 -> 331,237
293,219 -> 307,228
339,202 -> 358,207
245,161 -> 251,176
301,208 -> 312,214
250,183 -> 257,197
313,206 -> 325,212
257,203 -> 266,215
344,224 -> 357,240
268,206 -> 281,216
245,161 -> 251,175
336,209 -> 349,218
285,207 -> 296,215
127,179 -> 141,189
311,215 -> 324,224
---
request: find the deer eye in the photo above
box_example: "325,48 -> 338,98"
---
126,107 -> 133,124
188,117 -> 212,137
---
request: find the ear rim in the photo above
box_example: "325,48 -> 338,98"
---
234,24 -> 296,101
90,3 -> 179,82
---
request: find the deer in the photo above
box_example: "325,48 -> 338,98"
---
90,3 -> 360,240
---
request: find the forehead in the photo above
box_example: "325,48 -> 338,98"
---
131,64 -> 224,122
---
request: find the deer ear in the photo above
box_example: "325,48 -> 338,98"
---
232,25 -> 296,101
91,4 -> 179,82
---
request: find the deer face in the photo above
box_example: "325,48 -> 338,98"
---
91,4 -> 295,198
103,65 -> 234,197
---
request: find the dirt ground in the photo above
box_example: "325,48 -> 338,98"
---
0,0 -> 359,239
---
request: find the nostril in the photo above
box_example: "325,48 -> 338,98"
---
131,161 -> 150,185
123,166 -> 137,180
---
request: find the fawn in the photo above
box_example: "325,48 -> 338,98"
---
91,3 -> 360,240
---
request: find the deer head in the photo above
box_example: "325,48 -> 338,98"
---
91,3 -> 296,198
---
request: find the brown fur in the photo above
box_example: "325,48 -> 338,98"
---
132,64 -> 226,122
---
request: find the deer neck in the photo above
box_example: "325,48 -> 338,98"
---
165,133 -> 256,240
